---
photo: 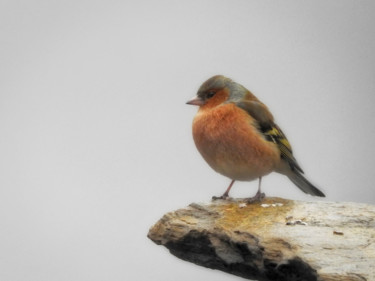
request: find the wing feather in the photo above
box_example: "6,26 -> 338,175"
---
235,100 -> 304,173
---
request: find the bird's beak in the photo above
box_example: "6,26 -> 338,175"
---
186,95 -> 205,106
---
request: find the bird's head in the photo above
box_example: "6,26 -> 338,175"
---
186,75 -> 250,109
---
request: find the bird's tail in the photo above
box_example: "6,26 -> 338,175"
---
287,170 -> 325,197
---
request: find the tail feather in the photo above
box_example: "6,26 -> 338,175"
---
287,171 -> 325,197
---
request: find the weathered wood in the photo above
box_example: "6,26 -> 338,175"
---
148,197 -> 375,281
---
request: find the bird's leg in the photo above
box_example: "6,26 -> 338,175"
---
245,177 -> 265,203
212,179 -> 235,200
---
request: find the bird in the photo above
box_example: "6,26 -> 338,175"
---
186,75 -> 325,202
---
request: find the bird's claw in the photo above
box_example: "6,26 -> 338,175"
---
245,192 -> 265,203
212,194 -> 230,201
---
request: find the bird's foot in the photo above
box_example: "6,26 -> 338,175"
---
212,194 -> 231,201
245,191 -> 265,203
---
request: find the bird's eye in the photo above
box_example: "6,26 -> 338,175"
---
206,91 -> 216,99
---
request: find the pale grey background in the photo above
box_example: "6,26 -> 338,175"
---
1,1 -> 374,280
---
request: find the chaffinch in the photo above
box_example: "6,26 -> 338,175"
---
186,75 -> 325,202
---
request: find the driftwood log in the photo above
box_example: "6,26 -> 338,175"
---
148,197 -> 375,281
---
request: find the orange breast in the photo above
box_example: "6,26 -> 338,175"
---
192,103 -> 280,181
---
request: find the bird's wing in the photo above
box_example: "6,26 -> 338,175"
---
235,100 -> 274,128
235,100 -> 304,173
